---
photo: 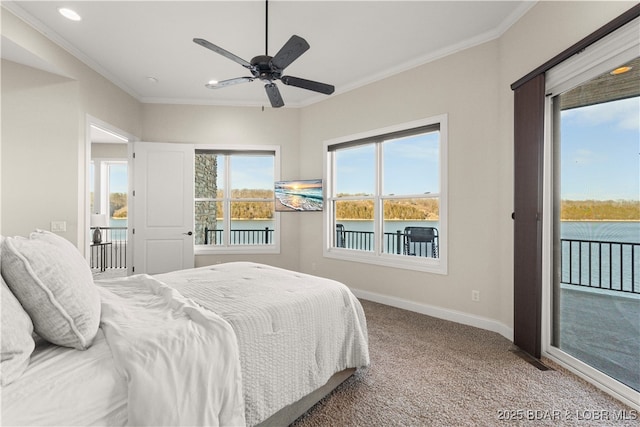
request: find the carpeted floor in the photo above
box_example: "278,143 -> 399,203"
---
293,300 -> 639,427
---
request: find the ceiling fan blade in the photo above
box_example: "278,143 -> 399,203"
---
281,76 -> 335,95
270,35 -> 310,70
205,77 -> 254,89
265,83 -> 284,108
193,38 -> 253,69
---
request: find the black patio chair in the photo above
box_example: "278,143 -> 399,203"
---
403,226 -> 438,258
336,223 -> 346,248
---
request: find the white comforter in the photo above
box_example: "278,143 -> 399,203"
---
156,262 -> 370,426
98,275 -> 246,427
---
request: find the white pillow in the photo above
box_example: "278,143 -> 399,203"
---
1,275 -> 35,386
1,231 -> 100,350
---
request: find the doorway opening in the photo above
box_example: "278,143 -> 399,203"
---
86,117 -> 134,279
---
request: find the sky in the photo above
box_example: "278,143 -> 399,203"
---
560,96 -> 639,201
230,155 -> 274,191
109,163 -> 128,193
335,132 -> 440,196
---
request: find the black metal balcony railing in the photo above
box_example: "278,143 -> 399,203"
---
89,227 -> 127,270
334,228 -> 639,295
204,227 -> 273,245
92,227 -> 639,296
336,226 -> 439,258
560,238 -> 639,294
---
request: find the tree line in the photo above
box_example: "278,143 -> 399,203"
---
336,198 -> 439,220
109,191 -> 639,221
561,200 -> 639,221
110,193 -> 127,218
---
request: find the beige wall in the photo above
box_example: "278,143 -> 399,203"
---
140,103 -> 302,271
298,40 -> 506,332
1,10 -> 141,249
1,2 -> 635,336
1,60 -> 80,239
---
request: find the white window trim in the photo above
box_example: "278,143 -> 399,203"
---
194,144 -> 281,256
542,17 -> 640,410
323,115 -> 448,274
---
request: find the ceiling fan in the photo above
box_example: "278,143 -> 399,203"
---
193,0 -> 334,108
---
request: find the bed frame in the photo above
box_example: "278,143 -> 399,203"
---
257,368 -> 356,426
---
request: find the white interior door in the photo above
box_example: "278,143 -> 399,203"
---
132,142 -> 194,274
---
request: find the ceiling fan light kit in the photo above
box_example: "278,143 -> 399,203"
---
193,1 -> 334,108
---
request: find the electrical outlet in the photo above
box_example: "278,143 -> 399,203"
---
471,290 -> 480,302
51,221 -> 67,232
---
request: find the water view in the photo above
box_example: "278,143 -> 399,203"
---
212,219 -> 639,248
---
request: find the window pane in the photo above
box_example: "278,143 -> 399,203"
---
334,199 -> 374,251
552,64 -> 640,392
195,153 -> 221,198
230,201 -> 274,245
335,144 -> 375,196
383,198 -> 440,257
231,155 -> 274,198
383,131 -> 439,195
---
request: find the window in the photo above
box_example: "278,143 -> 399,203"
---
106,162 -> 128,230
325,116 -> 447,273
195,147 -> 280,254
92,160 -> 128,229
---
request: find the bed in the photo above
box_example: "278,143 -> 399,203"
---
1,231 -> 370,426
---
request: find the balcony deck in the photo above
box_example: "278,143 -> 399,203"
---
558,285 -> 639,392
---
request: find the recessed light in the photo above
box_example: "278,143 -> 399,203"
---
208,79 -> 219,85
610,65 -> 632,76
58,7 -> 82,21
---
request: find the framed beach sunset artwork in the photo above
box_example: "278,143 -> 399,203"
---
275,179 -> 323,212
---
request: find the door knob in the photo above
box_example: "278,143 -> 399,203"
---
183,231 -> 193,236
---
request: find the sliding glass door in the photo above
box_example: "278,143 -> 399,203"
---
548,56 -> 639,394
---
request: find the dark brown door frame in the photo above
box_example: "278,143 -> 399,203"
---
510,4 -> 639,359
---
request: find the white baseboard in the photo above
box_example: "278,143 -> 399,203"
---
351,288 -> 514,341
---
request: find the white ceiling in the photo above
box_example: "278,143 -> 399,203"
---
3,1 -> 535,108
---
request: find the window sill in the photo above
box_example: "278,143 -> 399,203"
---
323,248 -> 447,274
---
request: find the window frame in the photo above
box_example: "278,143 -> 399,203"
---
194,145 -> 281,255
323,115 -> 448,274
